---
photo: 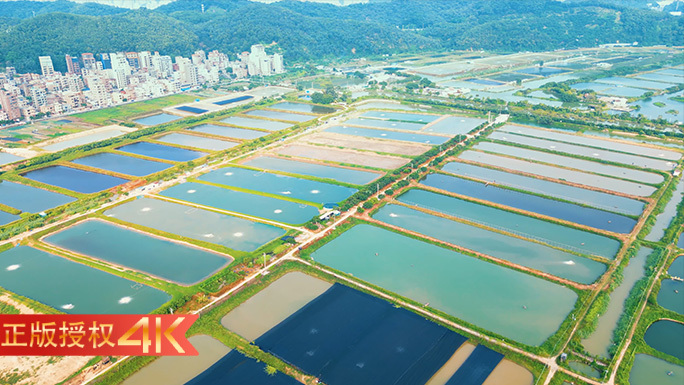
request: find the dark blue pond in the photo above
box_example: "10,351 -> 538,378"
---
185,351 -> 300,385
117,142 -> 206,162
22,165 -> 128,194
445,345 -> 504,385
71,152 -> 172,177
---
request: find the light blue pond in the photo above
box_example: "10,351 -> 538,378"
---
596,77 -> 676,90
355,101 -> 418,111
629,354 -> 684,385
374,204 -> 606,284
270,102 -> 336,114
679,234 -> 684,248
105,198 -> 286,252
44,219 -> 231,285
41,128 -> 127,152
656,68 -> 684,77
198,166 -> 356,205
118,142 -> 207,162
631,93 -> 684,123
516,67 -> 568,76
490,131 -> 675,171
156,133 -> 239,151
398,189 -> 620,259
571,82 -> 614,93
459,150 -> 655,197
242,156 -> 382,185
245,109 -> 313,123
670,256 -> 684,277
442,161 -> 645,216
0,246 -> 171,314
0,211 -> 20,226
72,152 -> 172,177
220,116 -> 293,131
645,178 -> 684,242
635,72 -> 684,84
0,152 -> 22,166
134,113 -> 181,126
422,173 -> 637,234
325,125 -> 448,145
0,180 -> 76,212
360,111 -> 440,123
311,224 -> 578,346
345,117 -> 425,131
160,182 -> 319,225
188,124 -> 269,140
474,142 -> 664,185
423,116 -> 485,135
600,86 -> 649,98
23,165 -> 128,194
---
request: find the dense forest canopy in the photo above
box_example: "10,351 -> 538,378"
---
0,0 -> 682,73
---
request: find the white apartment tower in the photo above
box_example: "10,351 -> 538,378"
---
38,56 -> 55,77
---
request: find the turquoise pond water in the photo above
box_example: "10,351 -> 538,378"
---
422,116 -> 485,135
629,354 -> 684,385
645,178 -> 684,242
595,77 -> 677,90
160,182 -> 319,225
644,320 -> 684,361
0,246 -> 170,313
398,189 -> 620,259
658,279 -> 684,315
71,152 -> 172,177
373,204 -> 606,284
245,109 -> 313,123
198,166 -> 356,205
133,113 -> 181,126
242,156 -> 381,185
187,124 -> 269,140
220,116 -> 293,131
44,219 -> 231,285
117,142 -> 207,162
0,180 -> 75,212
325,125 -> 448,145
345,117 -> 426,131
41,128 -> 127,152
156,133 -> 239,151
311,224 -> 578,346
22,165 -> 128,194
360,110 -> 440,123
0,211 -> 19,226
270,102 -> 335,114
0,152 -> 22,166
105,197 -> 286,252
441,161 -> 645,217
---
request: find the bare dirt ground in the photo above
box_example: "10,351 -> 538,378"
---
301,132 -> 431,156
274,143 -> 409,169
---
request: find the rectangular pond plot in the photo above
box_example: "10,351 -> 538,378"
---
117,142 -> 207,162
187,124 -> 269,140
355,101 -> 418,111
133,113 -> 181,126
423,116 -> 486,136
0,211 -> 20,226
445,345 -> 504,385
176,106 -> 208,114
423,173 -> 637,234
629,354 -> 684,385
644,320 -> 684,361
474,142 -> 664,185
499,125 -> 682,161
360,110 -> 441,124
0,180 -> 76,213
656,68 -> 684,78
243,156 -> 382,186
199,166 -> 357,205
516,67 -> 569,76
275,144 -> 409,170
374,204 -> 606,284
345,117 -> 426,131
160,182 -> 319,225
245,109 -> 313,122
105,197 -> 286,252
399,189 -> 620,259
0,246 -> 170,314
311,225 -> 578,346
156,133 -> 239,152
658,279 -> 684,315
0,152 -> 22,166
122,335 -> 230,385
465,78 -> 505,86
186,351 -> 301,385
40,128 -> 128,152
441,161 -> 645,217
595,76 -> 677,90
220,116 -> 293,131
22,165 -> 128,194
645,178 -> 684,242
213,95 -> 253,106
325,125 -> 449,145
256,283 -> 467,385
43,219 -> 231,285
71,152 -> 173,177
270,101 -> 336,114
459,150 -> 656,197
635,72 -> 684,85
492,129 -> 676,170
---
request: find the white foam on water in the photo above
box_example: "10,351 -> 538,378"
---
563,260 -> 576,265
233,232 -> 243,237
61,304 -> 74,310
118,297 -> 132,304
389,213 -> 398,218
203,233 -> 215,238
311,190 -> 320,194
187,189 -> 196,194
281,191 -> 292,195
593,153 -> 599,156
141,207 -> 151,212
274,209 -> 283,214
6,264 -> 20,271
381,133 -> 387,136
224,172 -> 233,176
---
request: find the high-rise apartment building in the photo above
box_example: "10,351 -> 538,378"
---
38,56 -> 55,77
81,53 -> 97,70
0,90 -> 22,120
65,55 -> 81,74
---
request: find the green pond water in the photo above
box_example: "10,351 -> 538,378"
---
104,197 -> 286,252
0,246 -> 170,314
373,204 -> 606,284
658,279 -> 684,315
629,354 -> 684,385
44,219 -> 231,285
311,224 -> 578,346
644,320 -> 684,360
582,247 -> 651,357
568,361 -> 601,378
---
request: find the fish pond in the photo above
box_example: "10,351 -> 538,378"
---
270,102 -> 336,114
629,354 -> 684,385
187,124 -> 269,140
645,178 -> 684,242
133,113 -> 181,126
156,133 -> 239,151
0,152 -> 22,166
22,165 -> 128,194
657,255 -> 684,315
0,246 -> 170,313
345,117 -> 426,131
117,142 -> 206,162
325,125 -> 448,145
360,110 -> 440,123
220,116 -> 293,131
242,156 -> 381,185
644,320 -> 684,360
0,180 -> 75,212
245,109 -> 313,122
40,128 -> 128,152
423,116 -> 485,135
0,211 -> 19,226
71,152 -> 172,177
44,219 -> 231,285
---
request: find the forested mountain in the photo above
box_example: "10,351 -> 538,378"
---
0,0 -> 682,73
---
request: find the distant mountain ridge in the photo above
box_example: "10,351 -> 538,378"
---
0,0 -> 682,73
